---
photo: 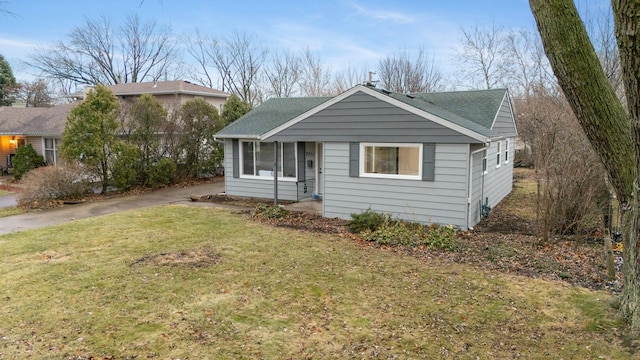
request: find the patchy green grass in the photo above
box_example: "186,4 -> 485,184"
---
0,206 -> 632,359
502,168 -> 538,222
0,206 -> 23,217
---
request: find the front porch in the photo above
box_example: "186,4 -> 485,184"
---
282,197 -> 322,215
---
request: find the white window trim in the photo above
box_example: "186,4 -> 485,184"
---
359,142 -> 423,180
43,137 -> 59,166
496,141 -> 501,169
504,139 -> 510,164
482,149 -> 488,175
239,140 -> 298,182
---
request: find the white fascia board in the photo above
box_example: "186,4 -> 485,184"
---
214,134 -> 261,140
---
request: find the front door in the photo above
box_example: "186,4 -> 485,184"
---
316,143 -> 324,196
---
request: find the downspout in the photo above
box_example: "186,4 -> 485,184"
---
273,141 -> 279,206
468,144 -> 488,230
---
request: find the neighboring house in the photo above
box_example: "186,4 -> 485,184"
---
68,80 -> 229,113
215,84 -> 517,230
0,80 -> 230,173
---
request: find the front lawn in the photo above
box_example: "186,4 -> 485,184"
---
0,206 -> 631,359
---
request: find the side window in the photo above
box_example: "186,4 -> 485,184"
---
482,149 -> 488,175
505,139 -> 510,164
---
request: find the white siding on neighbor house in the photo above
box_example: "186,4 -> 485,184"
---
483,139 -> 514,210
322,142 -> 470,229
222,139 -> 299,201
26,137 -> 44,156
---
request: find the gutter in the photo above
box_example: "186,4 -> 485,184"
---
214,135 -> 262,142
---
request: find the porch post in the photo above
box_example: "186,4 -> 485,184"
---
273,141 -> 279,206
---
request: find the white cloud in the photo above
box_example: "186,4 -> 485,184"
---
348,2 -> 415,24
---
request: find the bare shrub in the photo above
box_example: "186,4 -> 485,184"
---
516,89 -> 609,239
17,164 -> 91,208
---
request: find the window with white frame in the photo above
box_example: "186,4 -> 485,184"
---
361,143 -> 422,179
482,149 -> 488,175
44,138 -> 60,165
504,139 -> 510,164
241,141 -> 297,179
496,141 -> 501,168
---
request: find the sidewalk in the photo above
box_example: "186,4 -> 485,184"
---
0,180 -> 230,235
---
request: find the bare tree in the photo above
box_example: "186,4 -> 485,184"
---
207,31 -> 268,104
263,50 -> 302,98
457,22 -> 507,89
27,15 -> 177,86
299,48 -> 333,97
18,79 -> 53,107
502,30 -> 551,97
333,65 -> 371,93
183,30 -> 218,88
530,0 -> 640,331
377,46 -> 443,93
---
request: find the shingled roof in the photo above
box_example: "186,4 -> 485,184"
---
0,80 -> 228,137
0,104 -> 74,136
107,80 -> 230,98
216,85 -> 509,140
216,96 -> 331,139
68,80 -> 231,99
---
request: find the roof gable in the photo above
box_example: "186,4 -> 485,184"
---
215,85 -> 513,142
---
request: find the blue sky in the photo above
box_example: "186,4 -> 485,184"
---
0,0 -> 609,82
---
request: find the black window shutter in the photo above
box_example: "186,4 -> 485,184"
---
422,143 -> 435,181
349,142 -> 359,177
232,139 -> 239,178
297,142 -> 305,181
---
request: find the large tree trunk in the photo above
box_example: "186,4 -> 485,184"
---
530,0 -> 640,331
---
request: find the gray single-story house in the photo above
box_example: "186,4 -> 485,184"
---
215,84 -> 517,230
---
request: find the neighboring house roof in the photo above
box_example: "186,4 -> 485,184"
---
0,81 -> 228,137
216,84 -> 512,142
0,104 -> 73,136
68,80 -> 231,100
108,80 -> 231,98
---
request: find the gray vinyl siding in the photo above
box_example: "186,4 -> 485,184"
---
322,142 -> 470,229
223,139 -> 299,201
267,92 -> 479,144
491,95 -> 517,137
483,139 -> 514,210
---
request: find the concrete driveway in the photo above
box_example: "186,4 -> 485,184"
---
0,180 -> 229,235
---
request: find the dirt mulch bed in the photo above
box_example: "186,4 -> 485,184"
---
241,206 -> 618,293
130,248 -> 221,268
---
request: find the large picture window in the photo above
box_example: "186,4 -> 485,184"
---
361,143 -> 422,179
241,141 -> 297,179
